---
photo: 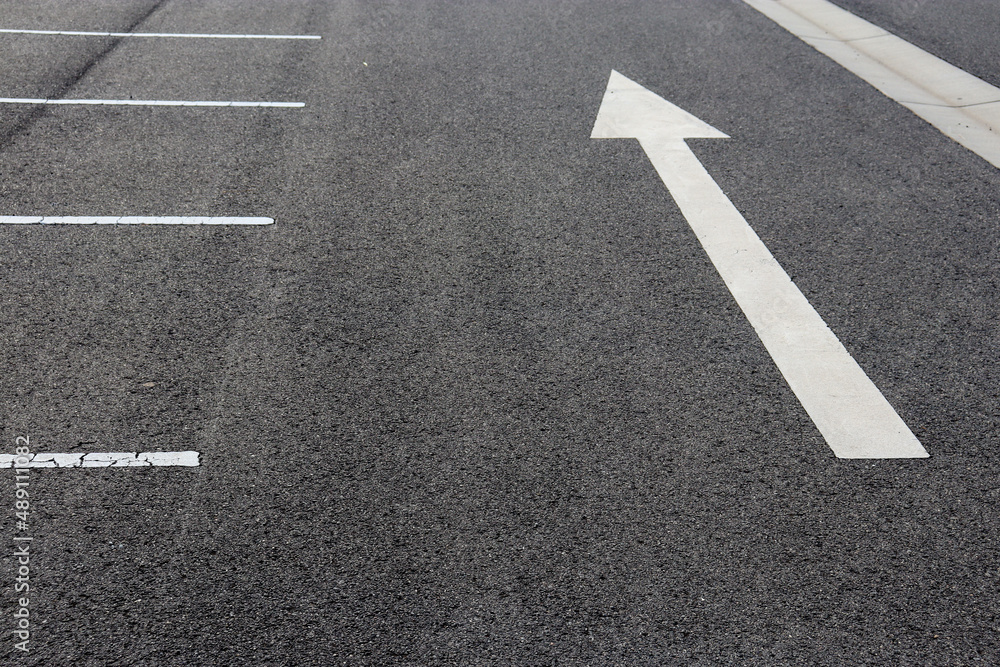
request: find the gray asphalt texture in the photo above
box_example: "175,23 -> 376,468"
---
1,0 -> 998,665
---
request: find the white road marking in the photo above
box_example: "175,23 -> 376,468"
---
0,452 -> 200,467
0,98 -> 303,108
0,28 -> 320,40
743,0 -> 1000,169
0,216 -> 273,225
592,70 -> 928,459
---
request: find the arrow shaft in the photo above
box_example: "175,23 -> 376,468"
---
640,139 -> 925,458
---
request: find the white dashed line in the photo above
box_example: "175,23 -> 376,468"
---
0,28 -> 320,40
0,98 -> 303,108
1,452 -> 201,468
0,216 -> 274,225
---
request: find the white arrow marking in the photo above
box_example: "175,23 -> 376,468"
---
1,451 -> 200,467
593,70 -> 927,459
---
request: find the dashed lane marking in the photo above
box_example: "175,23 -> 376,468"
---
0,98 -> 303,107
1,452 -> 200,467
0,216 -> 274,225
0,28 -> 320,39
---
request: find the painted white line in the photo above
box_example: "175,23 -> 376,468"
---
0,28 -> 320,40
0,98 -> 303,108
593,71 -> 927,459
0,216 -> 273,225
743,0 -> 1000,169
0,452 -> 200,467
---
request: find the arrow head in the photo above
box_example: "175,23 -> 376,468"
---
591,70 -> 728,142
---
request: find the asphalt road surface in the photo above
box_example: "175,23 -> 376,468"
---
1,1 -> 998,664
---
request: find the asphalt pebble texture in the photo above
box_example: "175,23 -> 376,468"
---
0,0 -> 998,664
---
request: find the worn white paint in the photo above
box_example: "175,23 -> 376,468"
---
0,98 -> 303,108
1,451 -> 200,467
592,70 -> 927,459
743,0 -> 1000,169
0,216 -> 273,225
0,28 -> 320,39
